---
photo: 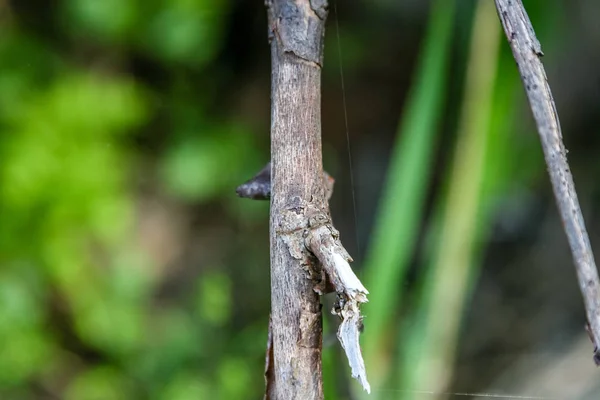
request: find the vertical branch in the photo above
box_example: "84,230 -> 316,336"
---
495,0 -> 600,364
266,1 -> 328,398
241,2 -> 368,396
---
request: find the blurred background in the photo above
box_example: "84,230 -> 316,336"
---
1,0 -> 600,399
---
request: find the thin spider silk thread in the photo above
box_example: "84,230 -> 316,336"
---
333,0 -> 361,263
372,388 -> 559,400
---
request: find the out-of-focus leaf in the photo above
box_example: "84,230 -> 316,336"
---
0,32 -> 62,120
133,309 -> 203,384
159,124 -> 257,202
0,329 -> 54,386
65,366 -> 136,400
196,271 -> 232,326
62,0 -> 138,43
0,271 -> 55,386
75,297 -> 145,356
157,372 -> 211,400
217,357 -> 252,399
143,0 -> 229,66
0,72 -> 148,264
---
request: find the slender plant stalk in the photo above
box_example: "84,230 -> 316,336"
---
495,0 -> 600,364
360,0 -> 456,391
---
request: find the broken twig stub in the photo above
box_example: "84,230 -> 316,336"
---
237,1 -> 371,397
236,162 -> 335,201
304,206 -> 371,393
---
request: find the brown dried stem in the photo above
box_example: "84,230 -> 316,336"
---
495,0 -> 600,364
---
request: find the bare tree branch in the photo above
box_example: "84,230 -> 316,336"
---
495,0 -> 600,364
265,1 -> 328,398
235,1 -> 371,396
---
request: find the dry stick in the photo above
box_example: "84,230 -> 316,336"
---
238,2 -> 370,397
495,0 -> 600,364
266,1 -> 328,398
265,0 -> 372,398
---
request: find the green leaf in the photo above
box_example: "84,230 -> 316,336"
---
65,366 -> 136,400
63,0 -> 138,43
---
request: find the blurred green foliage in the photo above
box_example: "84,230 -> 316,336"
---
0,0 -> 266,398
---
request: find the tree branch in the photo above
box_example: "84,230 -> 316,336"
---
495,0 -> 600,364
266,1 -> 328,398
232,2 -> 371,397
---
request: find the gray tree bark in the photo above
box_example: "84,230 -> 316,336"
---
266,1 -> 329,399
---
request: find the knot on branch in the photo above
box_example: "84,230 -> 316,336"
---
236,162 -> 335,201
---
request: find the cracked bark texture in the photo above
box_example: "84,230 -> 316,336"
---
266,1 -> 328,399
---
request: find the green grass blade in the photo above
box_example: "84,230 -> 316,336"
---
399,1 -> 503,396
360,0 -> 457,391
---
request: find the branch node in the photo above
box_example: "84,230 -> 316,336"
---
236,162 -> 335,201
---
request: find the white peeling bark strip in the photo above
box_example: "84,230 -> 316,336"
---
306,219 -> 370,393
